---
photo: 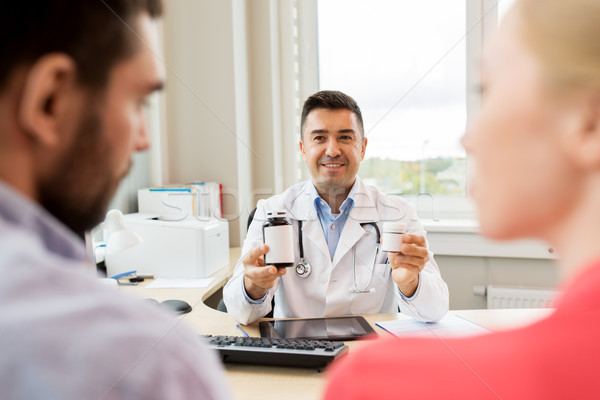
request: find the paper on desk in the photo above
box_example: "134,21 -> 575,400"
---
376,313 -> 491,338
145,278 -> 215,289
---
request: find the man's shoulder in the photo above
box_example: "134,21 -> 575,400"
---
358,180 -> 406,201
277,180 -> 311,199
0,222 -> 202,359
0,255 -> 227,398
355,180 -> 413,215
0,248 -> 183,342
256,181 -> 312,213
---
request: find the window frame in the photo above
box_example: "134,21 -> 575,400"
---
295,0 -> 502,220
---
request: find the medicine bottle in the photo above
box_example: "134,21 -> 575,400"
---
262,210 -> 294,269
381,222 -> 406,253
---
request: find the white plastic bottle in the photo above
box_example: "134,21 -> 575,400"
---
262,210 -> 294,268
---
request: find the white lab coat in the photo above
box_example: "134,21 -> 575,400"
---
223,178 -> 449,325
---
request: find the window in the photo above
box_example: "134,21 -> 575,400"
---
318,0 -> 467,200
312,0 -> 509,219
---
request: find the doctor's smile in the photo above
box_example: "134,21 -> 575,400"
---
320,158 -> 347,170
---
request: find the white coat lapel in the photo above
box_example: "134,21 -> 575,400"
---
332,178 -> 380,267
287,181 -> 314,221
286,182 -> 330,261
302,218 -> 330,261
332,218 -> 364,267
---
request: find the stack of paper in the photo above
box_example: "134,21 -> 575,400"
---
375,313 -> 491,338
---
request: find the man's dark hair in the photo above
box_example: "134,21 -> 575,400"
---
300,90 -> 364,139
0,0 -> 162,92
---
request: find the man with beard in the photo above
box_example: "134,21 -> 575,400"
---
0,1 -> 229,399
223,90 -> 449,325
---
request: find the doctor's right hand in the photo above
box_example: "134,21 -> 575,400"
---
243,244 -> 287,300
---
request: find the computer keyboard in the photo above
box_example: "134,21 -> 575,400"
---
202,335 -> 348,369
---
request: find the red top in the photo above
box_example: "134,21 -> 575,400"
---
324,260 -> 600,400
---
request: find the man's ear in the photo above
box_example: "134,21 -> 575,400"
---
299,139 -> 307,161
18,53 -> 77,147
360,137 -> 368,160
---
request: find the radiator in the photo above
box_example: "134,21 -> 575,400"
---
486,285 -> 557,309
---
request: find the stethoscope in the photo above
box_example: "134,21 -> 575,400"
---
295,220 -> 381,294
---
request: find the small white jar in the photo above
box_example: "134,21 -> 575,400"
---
381,222 -> 406,253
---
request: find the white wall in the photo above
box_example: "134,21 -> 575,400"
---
157,0 -> 315,246
159,0 -> 252,246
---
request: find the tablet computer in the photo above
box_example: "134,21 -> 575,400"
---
259,316 -> 376,341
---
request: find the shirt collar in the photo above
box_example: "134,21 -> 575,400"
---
0,180 -> 87,262
310,179 -> 359,215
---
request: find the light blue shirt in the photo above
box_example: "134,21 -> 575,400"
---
313,190 -> 355,260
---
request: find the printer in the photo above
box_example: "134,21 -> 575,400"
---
104,185 -> 229,279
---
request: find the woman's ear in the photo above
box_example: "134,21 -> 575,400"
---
18,53 -> 77,147
570,94 -> 600,170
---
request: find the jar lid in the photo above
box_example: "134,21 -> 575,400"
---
382,222 -> 406,233
266,210 -> 287,218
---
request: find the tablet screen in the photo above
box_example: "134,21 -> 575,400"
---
259,316 -> 376,341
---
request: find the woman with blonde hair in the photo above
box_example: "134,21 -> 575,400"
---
324,0 -> 600,398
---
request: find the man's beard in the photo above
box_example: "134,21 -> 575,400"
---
38,108 -> 125,238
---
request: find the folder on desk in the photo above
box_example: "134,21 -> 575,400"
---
138,182 -> 222,220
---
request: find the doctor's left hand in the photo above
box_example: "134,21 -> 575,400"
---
388,234 -> 430,297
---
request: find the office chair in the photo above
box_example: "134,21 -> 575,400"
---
217,208 -> 275,318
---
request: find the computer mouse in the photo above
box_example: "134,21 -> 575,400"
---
143,298 -> 160,306
161,299 -> 192,315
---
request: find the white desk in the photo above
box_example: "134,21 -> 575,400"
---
120,247 -> 554,400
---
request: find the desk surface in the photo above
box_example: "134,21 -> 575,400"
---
120,247 -> 554,400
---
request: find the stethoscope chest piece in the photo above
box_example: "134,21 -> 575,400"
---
296,260 -> 311,278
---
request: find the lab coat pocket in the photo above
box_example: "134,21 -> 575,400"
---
370,263 -> 391,291
349,263 -> 389,314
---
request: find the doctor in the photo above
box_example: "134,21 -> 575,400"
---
223,90 -> 449,325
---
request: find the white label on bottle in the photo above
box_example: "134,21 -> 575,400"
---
264,224 -> 294,264
381,232 -> 404,253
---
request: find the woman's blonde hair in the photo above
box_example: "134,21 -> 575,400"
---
514,0 -> 600,91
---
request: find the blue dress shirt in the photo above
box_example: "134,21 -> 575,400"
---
314,194 -> 355,260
